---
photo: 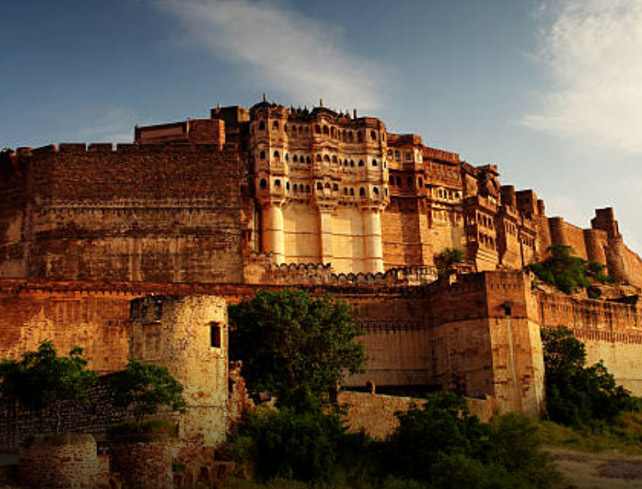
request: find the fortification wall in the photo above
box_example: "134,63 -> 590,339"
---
382,199 -> 424,267
621,244 -> 642,288
0,285 -> 134,373
538,292 -> 642,394
4,144 -> 243,283
0,154 -> 29,277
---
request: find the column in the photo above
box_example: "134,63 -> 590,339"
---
363,207 -> 384,273
318,209 -> 333,265
262,203 -> 285,264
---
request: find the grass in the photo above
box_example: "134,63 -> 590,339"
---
537,411 -> 642,456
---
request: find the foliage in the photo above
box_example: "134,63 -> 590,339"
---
528,245 -> 613,294
108,360 -> 186,425
434,248 -> 465,277
0,340 -> 97,432
229,289 -> 365,405
231,405 -> 345,483
383,393 -> 559,489
542,326 -> 635,427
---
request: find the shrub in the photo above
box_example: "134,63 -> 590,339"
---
528,245 -> 614,294
231,405 -> 345,483
0,340 -> 97,433
542,326 -> 635,426
108,360 -> 186,426
434,248 -> 465,277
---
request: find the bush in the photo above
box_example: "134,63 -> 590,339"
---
231,405 -> 345,483
434,248 -> 465,277
384,393 -> 559,489
542,326 -> 635,427
528,245 -> 614,294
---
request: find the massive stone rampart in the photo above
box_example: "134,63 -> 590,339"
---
0,144 -> 243,283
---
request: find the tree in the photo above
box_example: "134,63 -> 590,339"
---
228,289 -> 365,404
434,248 -> 465,277
541,326 -> 634,426
0,340 -> 97,433
108,360 -> 186,426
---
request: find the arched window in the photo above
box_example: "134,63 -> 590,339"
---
358,160 -> 364,167
274,151 -> 280,159
316,182 -> 323,190
315,124 -> 321,134
332,155 -> 337,163
370,130 -> 377,141
357,132 -> 364,143
333,183 -> 339,191
350,160 -> 355,167
373,186 -> 379,195
323,125 -> 329,135
383,162 -> 387,169
350,188 -> 355,196
286,181 -> 290,190
306,156 -> 311,164
293,155 -> 298,163
293,183 -> 298,192
348,131 -> 354,142
372,159 -> 378,167
258,121 -> 266,131
331,127 -> 336,137
259,150 -> 266,160
260,179 -> 267,189
306,185 -> 311,193
323,155 -> 330,162
324,182 -> 331,189
274,179 -> 281,187
284,153 -> 289,162
272,120 -> 279,130
343,188 -> 348,195
359,187 -> 366,197
316,154 -> 322,162
385,188 -> 388,196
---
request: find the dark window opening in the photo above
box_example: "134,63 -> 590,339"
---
210,322 -> 222,348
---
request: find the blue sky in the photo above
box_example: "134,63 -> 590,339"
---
1,0 -> 641,251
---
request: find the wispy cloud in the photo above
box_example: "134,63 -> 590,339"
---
157,0 -> 383,109
76,107 -> 137,143
523,1 -> 642,153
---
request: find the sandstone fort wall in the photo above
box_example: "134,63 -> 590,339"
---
0,144 -> 244,283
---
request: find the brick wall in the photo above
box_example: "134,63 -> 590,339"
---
5,144 -> 243,283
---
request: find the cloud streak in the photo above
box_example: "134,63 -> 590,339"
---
158,0 -> 383,110
523,0 -> 642,153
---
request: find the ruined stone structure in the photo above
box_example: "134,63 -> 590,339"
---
1,98 -> 642,430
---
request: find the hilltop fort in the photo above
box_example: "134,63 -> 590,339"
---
1,98 -> 642,446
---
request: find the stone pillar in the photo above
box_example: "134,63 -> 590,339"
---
262,203 -> 285,264
319,209 -> 334,265
363,207 -> 384,273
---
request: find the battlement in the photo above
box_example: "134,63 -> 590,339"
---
19,141 -> 237,156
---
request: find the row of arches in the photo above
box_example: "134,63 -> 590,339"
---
254,118 -> 384,145
258,177 -> 387,199
257,149 -> 383,168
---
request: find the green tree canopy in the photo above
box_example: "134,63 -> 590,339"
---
108,360 -> 186,425
0,340 -> 97,432
228,289 -> 365,405
542,326 -> 634,426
